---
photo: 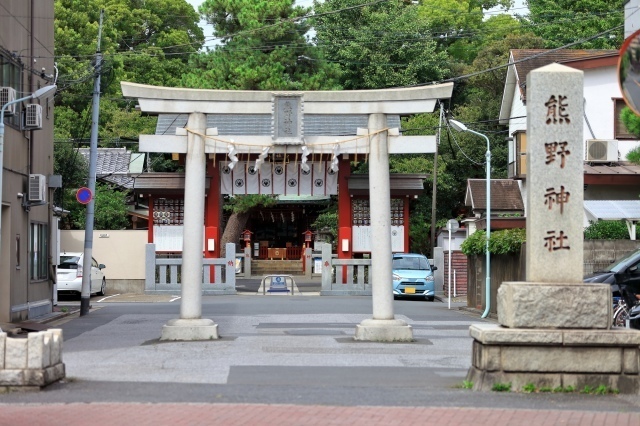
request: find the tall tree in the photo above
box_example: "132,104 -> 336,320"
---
54,0 -> 204,229
313,0 -> 448,89
182,0 -> 341,90
525,0 -> 624,49
54,0 -> 204,141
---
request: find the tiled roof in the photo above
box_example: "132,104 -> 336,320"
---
510,49 -> 618,101
78,148 -> 135,189
465,179 -> 524,212
583,162 -> 640,175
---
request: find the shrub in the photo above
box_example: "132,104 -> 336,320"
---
460,228 -> 526,256
584,220 -> 629,240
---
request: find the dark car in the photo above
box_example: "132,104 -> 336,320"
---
584,249 -> 640,297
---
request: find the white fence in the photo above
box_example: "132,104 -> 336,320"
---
144,243 -> 237,295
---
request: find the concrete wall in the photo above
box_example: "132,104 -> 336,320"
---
60,230 -> 147,293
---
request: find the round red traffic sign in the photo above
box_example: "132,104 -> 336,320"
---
76,187 -> 93,204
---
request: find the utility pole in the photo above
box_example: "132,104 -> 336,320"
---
80,9 -> 104,316
430,102 -> 443,257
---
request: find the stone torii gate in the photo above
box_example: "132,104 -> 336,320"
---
122,82 -> 453,342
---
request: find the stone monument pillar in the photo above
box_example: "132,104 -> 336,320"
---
160,112 -> 219,341
354,113 -> 413,342
466,64 -> 640,393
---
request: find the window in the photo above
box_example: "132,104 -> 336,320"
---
30,222 -> 48,280
1,51 -> 23,127
614,98 -> 636,140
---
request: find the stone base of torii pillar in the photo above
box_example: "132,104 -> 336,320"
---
161,319 -> 219,341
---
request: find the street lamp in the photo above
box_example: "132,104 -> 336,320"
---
0,84 -> 57,263
448,119 -> 491,319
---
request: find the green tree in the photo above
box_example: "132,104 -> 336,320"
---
54,0 -> 203,141
620,107 -> 640,164
53,141 -> 89,213
62,183 -> 130,230
525,0 -> 623,49
313,0 -> 448,89
182,0 -> 341,90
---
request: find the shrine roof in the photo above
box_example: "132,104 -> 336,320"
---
465,179 -> 524,213
348,174 -> 429,196
78,148 -> 143,189
131,173 -> 211,194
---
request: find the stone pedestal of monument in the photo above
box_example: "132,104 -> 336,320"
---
467,283 -> 640,393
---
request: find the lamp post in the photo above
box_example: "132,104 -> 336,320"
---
448,119 -> 491,319
0,84 -> 57,262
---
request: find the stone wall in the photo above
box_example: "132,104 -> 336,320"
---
0,329 -> 65,389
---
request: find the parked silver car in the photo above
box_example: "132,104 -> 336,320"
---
57,252 -> 106,296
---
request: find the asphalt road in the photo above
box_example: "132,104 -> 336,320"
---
1,295 -> 639,414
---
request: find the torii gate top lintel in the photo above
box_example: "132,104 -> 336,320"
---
121,81 -> 454,115
122,81 -> 454,155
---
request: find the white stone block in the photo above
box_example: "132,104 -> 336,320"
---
27,332 -> 45,369
5,338 -> 27,369
0,370 -> 24,386
0,332 -> 5,369
50,329 -> 63,364
498,281 -> 611,329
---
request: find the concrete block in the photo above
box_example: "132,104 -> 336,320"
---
27,332 -> 46,369
24,369 -> 44,387
498,281 -> 610,329
562,329 -> 640,346
0,332 -> 5,369
5,338 -> 27,369
354,319 -> 413,342
50,329 -> 63,365
45,363 -> 65,383
160,318 -> 219,341
0,370 -> 24,386
501,346 -> 622,374
470,324 -> 563,345
623,348 -> 639,374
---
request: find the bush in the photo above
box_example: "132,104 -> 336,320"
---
460,228 -> 526,256
584,220 -> 629,240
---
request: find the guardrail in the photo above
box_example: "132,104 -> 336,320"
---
144,243 -> 237,295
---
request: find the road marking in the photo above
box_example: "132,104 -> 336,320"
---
96,294 -> 121,303
169,296 -> 181,302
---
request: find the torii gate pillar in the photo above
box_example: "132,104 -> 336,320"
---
160,112 -> 219,341
355,114 -> 412,341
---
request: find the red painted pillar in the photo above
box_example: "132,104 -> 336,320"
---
148,195 -> 154,244
205,156 -> 222,282
337,158 -> 352,282
404,197 -> 410,253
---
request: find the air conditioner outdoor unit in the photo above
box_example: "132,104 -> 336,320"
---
0,87 -> 17,116
586,139 -> 618,162
23,104 -> 43,130
28,174 -> 46,203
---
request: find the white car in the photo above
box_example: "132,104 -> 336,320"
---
57,252 -> 106,296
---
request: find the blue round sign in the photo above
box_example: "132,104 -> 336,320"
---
76,187 -> 93,204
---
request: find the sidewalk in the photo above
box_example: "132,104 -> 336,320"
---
2,403 -> 638,426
